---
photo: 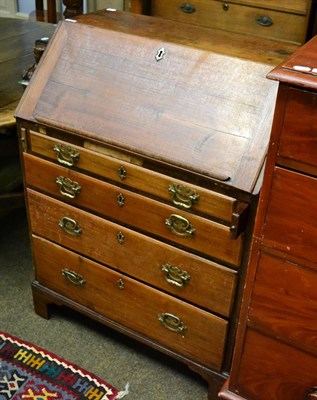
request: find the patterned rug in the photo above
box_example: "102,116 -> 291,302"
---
0,332 -> 128,400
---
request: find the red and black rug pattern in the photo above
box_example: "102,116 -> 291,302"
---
0,332 -> 128,400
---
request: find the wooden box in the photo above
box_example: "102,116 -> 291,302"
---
15,10 -> 298,399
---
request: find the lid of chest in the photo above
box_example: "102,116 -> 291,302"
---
16,11 -> 297,194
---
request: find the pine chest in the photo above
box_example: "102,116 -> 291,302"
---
15,10 -> 298,399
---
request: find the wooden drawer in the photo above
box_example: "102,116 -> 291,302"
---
29,130 -> 240,225
216,0 -> 309,15
248,252 -> 317,355
235,328 -> 317,400
24,153 -> 243,266
32,236 -> 228,370
27,189 -> 237,317
262,167 -> 317,270
151,0 -> 308,43
277,88 -> 317,175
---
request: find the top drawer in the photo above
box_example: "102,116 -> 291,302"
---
28,129 -> 246,228
277,88 -> 317,176
151,0 -> 308,43
219,0 -> 310,15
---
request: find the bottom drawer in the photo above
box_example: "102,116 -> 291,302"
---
235,329 -> 317,400
32,235 -> 228,371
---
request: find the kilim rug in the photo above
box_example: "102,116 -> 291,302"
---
0,332 -> 129,400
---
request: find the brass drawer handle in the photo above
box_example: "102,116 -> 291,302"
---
158,312 -> 187,333
59,217 -> 82,236
162,263 -> 191,287
180,2 -> 196,13
56,176 -> 81,198
165,214 -> 195,238
62,268 -> 86,286
256,15 -> 273,27
54,143 -> 80,167
306,387 -> 317,399
168,183 -> 199,209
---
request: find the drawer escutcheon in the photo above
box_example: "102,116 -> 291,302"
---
168,183 -> 200,209
158,312 -> 187,334
165,214 -> 195,238
59,217 -> 82,236
56,176 -> 81,199
54,143 -> 80,167
61,268 -> 86,286
162,263 -> 191,287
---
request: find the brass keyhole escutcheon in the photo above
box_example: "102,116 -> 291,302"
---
117,278 -> 125,290
117,231 -> 125,244
118,165 -> 127,180
117,193 -> 125,207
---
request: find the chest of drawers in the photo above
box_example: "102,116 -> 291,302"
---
15,10 -> 298,399
219,34 -> 317,400
150,0 -> 312,44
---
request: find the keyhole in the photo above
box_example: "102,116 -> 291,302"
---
155,48 -> 166,62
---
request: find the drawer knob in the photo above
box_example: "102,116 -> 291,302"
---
306,387 -> 317,399
158,312 -> 187,333
54,143 -> 80,167
162,263 -> 191,287
168,183 -> 200,209
223,3 -> 229,11
165,214 -> 195,238
59,217 -> 82,236
56,176 -> 81,199
62,268 -> 86,286
256,15 -> 273,27
180,2 -> 196,13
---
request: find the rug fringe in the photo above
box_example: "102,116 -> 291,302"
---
115,382 -> 130,399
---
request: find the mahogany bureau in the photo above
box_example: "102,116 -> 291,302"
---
15,11 -> 297,399
219,33 -> 317,400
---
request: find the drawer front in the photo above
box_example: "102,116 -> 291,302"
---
217,0 -> 309,15
33,236 -> 228,370
29,130 -> 238,224
278,88 -> 317,174
236,329 -> 317,400
27,189 -> 237,317
248,252 -> 317,355
262,167 -> 317,270
151,0 -> 307,43
24,153 -> 243,266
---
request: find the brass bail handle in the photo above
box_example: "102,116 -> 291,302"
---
56,176 -> 81,199
62,268 -> 86,286
168,183 -> 200,209
162,263 -> 191,287
59,217 -> 82,236
180,3 -> 196,13
54,143 -> 80,167
165,214 -> 195,238
158,312 -> 187,333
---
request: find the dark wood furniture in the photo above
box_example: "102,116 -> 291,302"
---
219,34 -> 317,400
0,18 -> 55,213
15,10 -> 298,399
34,0 -> 83,23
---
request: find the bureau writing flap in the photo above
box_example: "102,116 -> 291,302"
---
16,12 -> 291,194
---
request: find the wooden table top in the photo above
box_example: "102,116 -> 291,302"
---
0,17 -> 56,128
